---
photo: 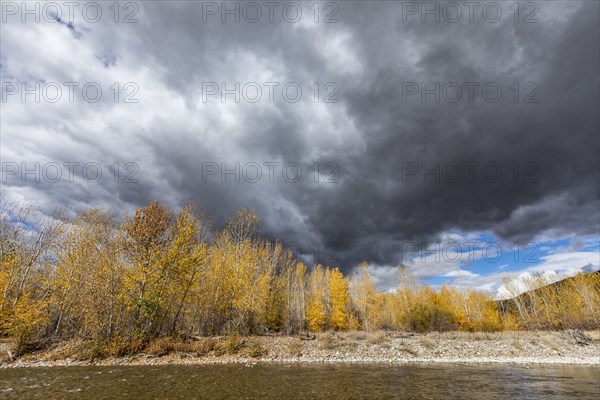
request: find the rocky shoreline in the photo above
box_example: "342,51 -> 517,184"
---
2,331 -> 599,369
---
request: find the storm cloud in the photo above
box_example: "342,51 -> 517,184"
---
1,1 -> 598,276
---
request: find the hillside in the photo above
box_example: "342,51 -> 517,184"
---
497,271 -> 600,330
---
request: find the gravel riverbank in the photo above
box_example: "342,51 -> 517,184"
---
2,331 -> 599,368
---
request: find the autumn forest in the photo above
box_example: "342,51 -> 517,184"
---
1,198 -> 599,356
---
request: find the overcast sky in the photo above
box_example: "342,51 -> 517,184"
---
1,1 -> 599,295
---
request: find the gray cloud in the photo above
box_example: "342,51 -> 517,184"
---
1,1 -> 598,272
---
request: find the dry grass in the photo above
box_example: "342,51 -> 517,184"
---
287,340 -> 304,356
144,337 -> 199,356
145,337 -> 177,356
4,330 -> 595,364
584,330 -> 600,340
225,333 -> 244,355
318,333 -> 339,350
541,336 -> 561,351
511,340 -> 524,350
245,338 -> 265,358
398,345 -> 418,356
344,331 -> 367,341
366,330 -> 386,344
39,339 -> 81,361
143,336 -> 246,357
78,341 -> 105,360
194,338 -> 218,356
341,340 -> 359,350
34,339 -> 88,361
104,337 -> 144,357
40,337 -> 149,361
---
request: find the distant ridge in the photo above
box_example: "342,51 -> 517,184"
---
497,270 -> 600,327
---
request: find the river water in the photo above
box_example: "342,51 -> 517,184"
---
1,363 -> 598,399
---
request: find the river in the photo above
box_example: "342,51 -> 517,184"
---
1,363 -> 599,399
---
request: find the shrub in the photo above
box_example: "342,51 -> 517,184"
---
406,304 -> 433,333
366,330 -> 386,344
1,297 -> 48,356
194,338 -> 218,355
105,336 -> 144,357
346,331 -> 367,341
318,333 -> 339,350
287,340 -> 303,356
79,340 -> 105,360
145,336 -> 176,356
247,339 -> 265,358
225,332 -> 243,355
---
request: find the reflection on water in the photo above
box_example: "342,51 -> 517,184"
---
1,363 -> 599,399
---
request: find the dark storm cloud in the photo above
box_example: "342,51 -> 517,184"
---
2,1 -> 598,272
310,1 -> 600,266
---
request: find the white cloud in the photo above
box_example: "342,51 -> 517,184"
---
443,269 -> 479,278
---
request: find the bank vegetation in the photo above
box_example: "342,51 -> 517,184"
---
1,196 -> 598,359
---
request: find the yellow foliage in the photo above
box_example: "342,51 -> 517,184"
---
330,268 -> 350,331
352,262 -> 377,331
306,265 -> 328,332
1,294 -> 47,354
306,298 -> 327,332
1,198 -> 598,357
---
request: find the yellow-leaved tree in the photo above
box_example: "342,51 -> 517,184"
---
306,265 -> 328,332
121,201 -> 174,339
351,261 -> 377,331
329,267 -> 350,331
